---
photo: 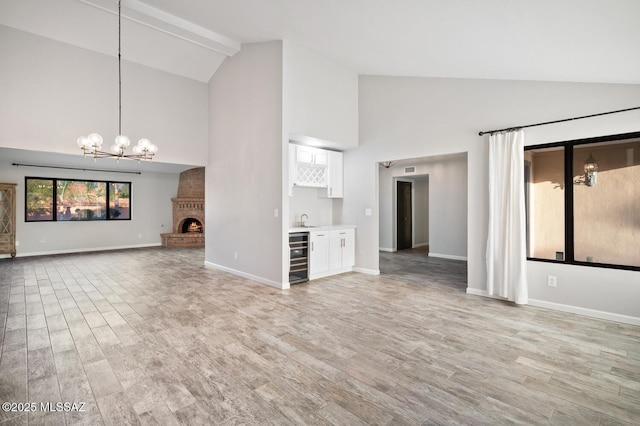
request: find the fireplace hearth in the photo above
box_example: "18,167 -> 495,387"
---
161,167 -> 205,248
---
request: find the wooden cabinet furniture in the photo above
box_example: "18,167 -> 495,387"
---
323,150 -> 343,198
309,230 -> 330,277
329,228 -> 354,270
295,145 -> 328,166
309,227 -> 355,280
289,143 -> 344,198
0,183 -> 17,258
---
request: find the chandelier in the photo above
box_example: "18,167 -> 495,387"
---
584,153 -> 598,187
76,0 -> 158,161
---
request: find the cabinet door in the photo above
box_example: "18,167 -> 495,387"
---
296,145 -> 315,164
329,228 -> 355,270
329,231 -> 344,270
327,151 -> 343,198
341,228 -> 355,267
0,184 -> 16,258
313,149 -> 328,166
309,232 -> 330,276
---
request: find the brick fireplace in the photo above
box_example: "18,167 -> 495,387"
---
161,167 -> 205,248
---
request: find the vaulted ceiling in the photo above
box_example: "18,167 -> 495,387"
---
2,0 -> 639,84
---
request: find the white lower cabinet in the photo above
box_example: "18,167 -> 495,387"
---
309,228 -> 355,280
309,231 -> 330,277
329,228 -> 355,270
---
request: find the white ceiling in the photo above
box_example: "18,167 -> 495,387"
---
2,0 -> 639,84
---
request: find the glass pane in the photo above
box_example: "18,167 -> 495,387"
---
26,179 -> 54,221
57,180 -> 107,221
573,138 -> 640,267
109,182 -> 130,220
525,147 -> 565,260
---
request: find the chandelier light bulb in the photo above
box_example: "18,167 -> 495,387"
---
114,134 -> 130,147
87,133 -> 103,148
77,136 -> 89,148
110,144 -> 121,155
137,138 -> 151,150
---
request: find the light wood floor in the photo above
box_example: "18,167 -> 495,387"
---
1,247 -> 639,425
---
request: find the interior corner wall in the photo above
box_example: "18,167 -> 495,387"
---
206,41 -> 284,287
348,75 -> 640,320
0,25 -> 208,167
0,161 -> 178,257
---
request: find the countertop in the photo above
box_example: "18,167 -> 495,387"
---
289,224 -> 356,233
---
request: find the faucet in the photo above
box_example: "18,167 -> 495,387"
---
300,213 -> 308,227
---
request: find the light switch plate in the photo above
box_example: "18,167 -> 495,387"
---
365,208 -> 372,216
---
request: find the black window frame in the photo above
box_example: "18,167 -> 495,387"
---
525,131 -> 640,272
24,177 -> 132,222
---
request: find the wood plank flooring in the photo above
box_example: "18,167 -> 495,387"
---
0,247 -> 639,425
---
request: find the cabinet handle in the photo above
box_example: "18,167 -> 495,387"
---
311,242 -> 314,251
329,187 -> 332,196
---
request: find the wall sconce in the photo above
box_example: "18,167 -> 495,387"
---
584,153 -> 598,187
380,161 -> 396,168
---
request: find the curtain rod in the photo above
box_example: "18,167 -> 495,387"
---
478,106 -> 640,136
12,163 -> 142,175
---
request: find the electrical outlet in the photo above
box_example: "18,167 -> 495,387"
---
547,275 -> 557,287
234,252 -> 238,260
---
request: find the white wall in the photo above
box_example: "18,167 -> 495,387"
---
414,178 -> 429,247
206,41 -> 285,288
348,75 -> 640,321
0,158 -> 177,257
378,155 -> 466,257
0,25 -> 208,167
289,186 -> 333,227
283,41 -> 358,150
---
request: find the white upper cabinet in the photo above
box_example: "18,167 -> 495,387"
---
296,145 -> 328,166
290,144 -> 343,197
324,150 -> 343,198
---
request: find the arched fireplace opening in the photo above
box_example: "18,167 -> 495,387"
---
181,218 -> 203,233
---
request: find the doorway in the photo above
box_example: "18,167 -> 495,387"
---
397,181 -> 412,250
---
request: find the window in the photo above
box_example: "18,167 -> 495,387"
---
25,177 -> 131,222
525,132 -> 640,270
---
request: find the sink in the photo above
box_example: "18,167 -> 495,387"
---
299,225 -> 319,228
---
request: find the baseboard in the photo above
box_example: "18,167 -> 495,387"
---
528,298 -> 640,326
466,288 -> 640,326
353,267 -> 380,275
3,243 -> 162,258
203,261 -> 286,289
379,247 -> 396,253
429,252 -> 468,261
412,243 -> 429,248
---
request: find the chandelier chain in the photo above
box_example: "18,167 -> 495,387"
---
75,0 -> 158,162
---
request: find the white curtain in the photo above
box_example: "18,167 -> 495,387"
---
486,129 -> 528,304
